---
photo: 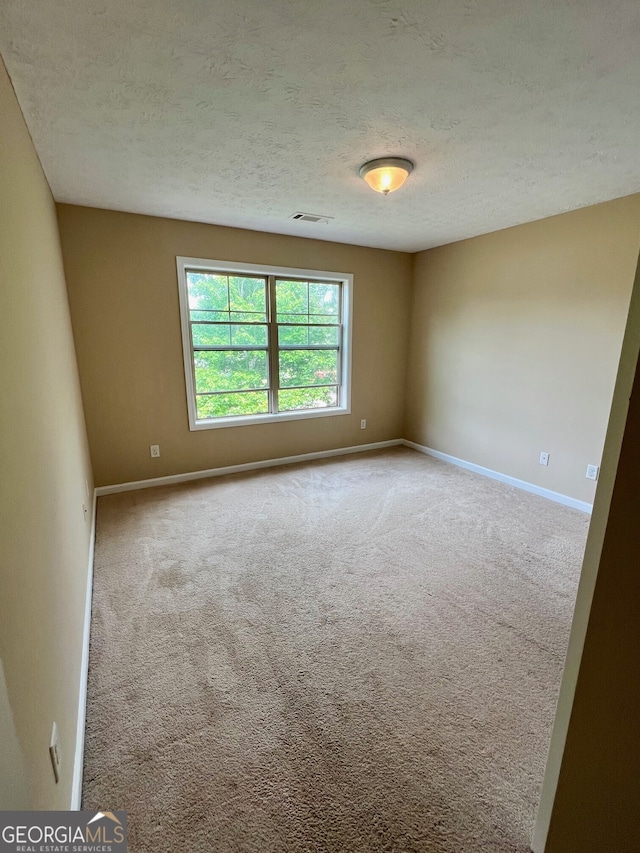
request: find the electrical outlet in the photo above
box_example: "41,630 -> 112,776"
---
586,464 -> 599,481
82,502 -> 88,520
539,452 -> 550,466
49,722 -> 60,783
150,445 -> 160,458
360,419 -> 367,429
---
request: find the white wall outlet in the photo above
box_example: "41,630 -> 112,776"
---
360,419 -> 366,429
539,451 -> 550,466
150,445 -> 160,458
82,502 -> 88,520
586,464 -> 600,481
49,722 -> 60,783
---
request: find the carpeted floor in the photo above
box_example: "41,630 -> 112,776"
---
83,447 -> 588,852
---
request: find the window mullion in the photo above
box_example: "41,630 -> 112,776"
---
267,275 -> 279,413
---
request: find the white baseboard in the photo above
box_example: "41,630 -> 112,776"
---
70,490 -> 97,810
95,439 -> 404,496
403,440 -> 593,514
95,438 -> 593,514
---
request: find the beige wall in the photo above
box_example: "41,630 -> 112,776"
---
57,205 -> 412,487
0,660 -> 29,809
0,59 -> 94,808
405,196 -> 640,503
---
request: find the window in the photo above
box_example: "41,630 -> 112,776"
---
177,257 -> 352,429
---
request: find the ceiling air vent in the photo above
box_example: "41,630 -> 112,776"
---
289,211 -> 334,224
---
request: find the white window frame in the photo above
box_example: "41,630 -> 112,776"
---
176,256 -> 353,430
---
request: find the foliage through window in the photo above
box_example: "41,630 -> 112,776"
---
177,258 -> 352,429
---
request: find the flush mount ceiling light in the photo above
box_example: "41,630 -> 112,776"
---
359,157 -> 414,195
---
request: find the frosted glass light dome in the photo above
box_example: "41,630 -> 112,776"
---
359,158 -> 414,195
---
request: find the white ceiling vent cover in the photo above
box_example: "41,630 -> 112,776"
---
289,212 -> 334,224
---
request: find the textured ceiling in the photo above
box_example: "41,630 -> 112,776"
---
1,0 -> 640,252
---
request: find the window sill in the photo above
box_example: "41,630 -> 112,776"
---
189,405 -> 350,431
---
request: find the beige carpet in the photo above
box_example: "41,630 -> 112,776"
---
83,447 -> 588,852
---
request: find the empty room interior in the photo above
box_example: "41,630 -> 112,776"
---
1,1 -> 640,851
